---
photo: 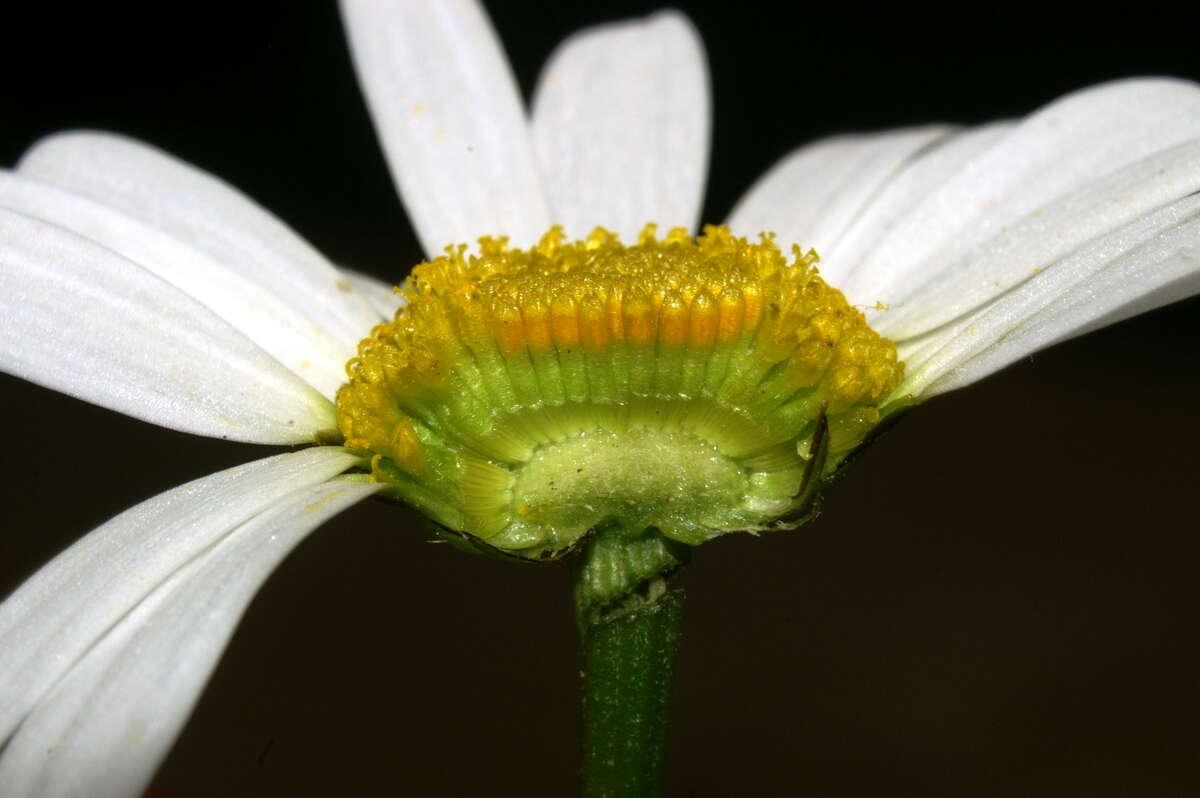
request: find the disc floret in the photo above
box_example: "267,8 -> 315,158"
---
336,225 -> 904,559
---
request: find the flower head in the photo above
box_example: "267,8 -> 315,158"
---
339,225 -> 902,554
1,2 -> 1198,795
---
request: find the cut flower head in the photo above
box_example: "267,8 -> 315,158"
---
1,1 -> 1199,796
338,225 -> 903,557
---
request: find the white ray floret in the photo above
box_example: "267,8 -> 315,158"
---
18,132 -> 385,354
531,10 -> 710,242
0,457 -> 378,798
0,207 -> 336,443
342,0 -> 552,256
727,124 -> 957,268
0,448 -> 364,747
0,171 -> 355,397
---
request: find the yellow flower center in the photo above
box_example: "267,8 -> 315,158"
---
336,225 -> 904,558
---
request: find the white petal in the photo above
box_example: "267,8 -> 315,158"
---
0,208 -> 335,443
531,11 -> 709,242
341,267 -> 405,320
725,126 -> 955,259
899,194 -> 1200,396
872,137 -> 1200,339
1045,269 -> 1200,346
0,447 -> 362,754
0,472 -> 379,798
843,79 -> 1200,317
0,171 -> 351,399
820,121 -> 1014,288
17,132 -> 381,354
340,0 -> 551,256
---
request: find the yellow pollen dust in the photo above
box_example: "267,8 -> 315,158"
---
336,225 -> 903,482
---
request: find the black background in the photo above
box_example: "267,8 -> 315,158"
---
2,3 -> 1199,796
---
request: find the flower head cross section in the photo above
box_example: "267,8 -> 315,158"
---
1,1 -> 1199,796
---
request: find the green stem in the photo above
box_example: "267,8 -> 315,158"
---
572,529 -> 688,798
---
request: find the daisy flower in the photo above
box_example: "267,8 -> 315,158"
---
2,2 -> 1199,796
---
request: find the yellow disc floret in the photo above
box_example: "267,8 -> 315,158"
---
336,225 -> 904,558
